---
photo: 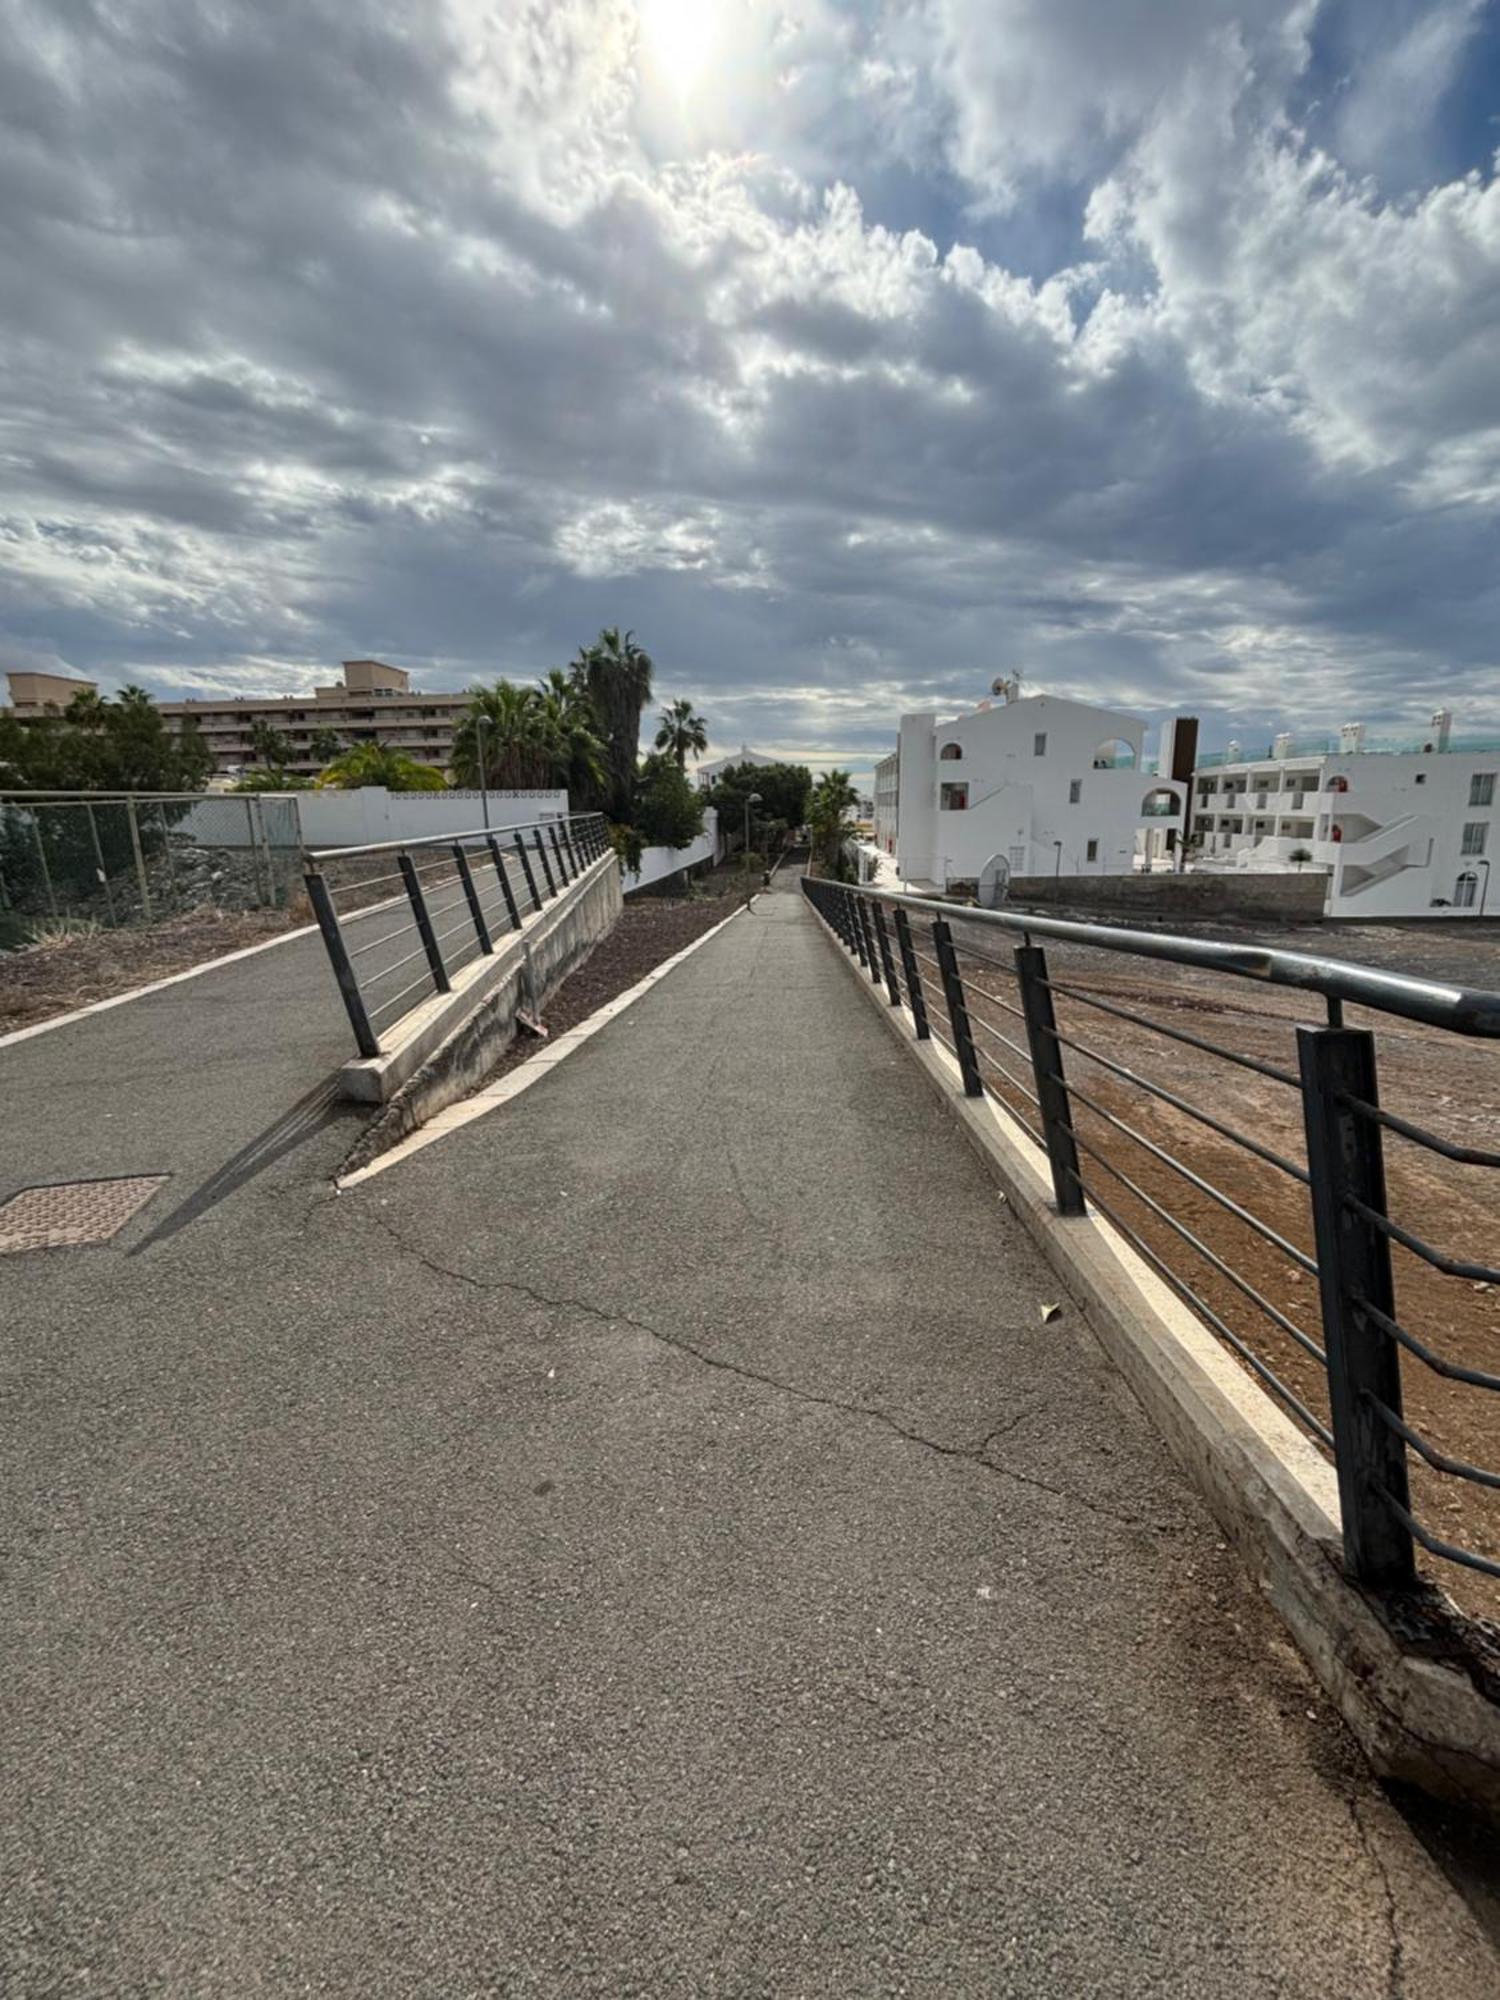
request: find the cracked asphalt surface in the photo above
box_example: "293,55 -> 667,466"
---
2,881 -> 1497,1994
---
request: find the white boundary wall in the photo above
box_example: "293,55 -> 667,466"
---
623,809 -> 719,893
182,787 -> 569,848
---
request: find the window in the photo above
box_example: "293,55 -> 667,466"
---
1455,871 -> 1479,909
1462,822 -> 1488,855
1470,773 -> 1496,807
939,741 -> 962,761
1086,839 -> 1099,863
1033,732 -> 1047,756
939,783 -> 968,811
1068,779 -> 1082,804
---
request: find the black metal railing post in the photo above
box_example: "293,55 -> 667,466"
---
561,821 -> 581,875
453,844 -> 493,954
893,908 -> 929,1039
932,918 -> 982,1096
399,851 -> 452,994
1297,1026 -> 1416,1590
533,828 -> 557,898
549,822 -> 571,884
514,830 -> 542,912
304,866 -> 380,1059
488,835 -> 523,931
872,902 -> 902,1006
1015,945 -> 1084,1217
844,888 -> 868,966
855,897 -> 882,984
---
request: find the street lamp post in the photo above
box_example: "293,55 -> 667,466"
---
744,791 -> 762,893
474,714 -> 491,830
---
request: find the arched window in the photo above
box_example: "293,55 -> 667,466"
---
939,742 -> 962,761
1091,737 -> 1137,770
1455,870 -> 1479,909
1140,788 -> 1177,818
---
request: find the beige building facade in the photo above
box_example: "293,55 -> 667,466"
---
4,661 -> 472,778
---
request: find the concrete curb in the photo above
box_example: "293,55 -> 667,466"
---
337,854 -> 620,1105
807,897 -> 1500,1816
339,859 -> 623,1167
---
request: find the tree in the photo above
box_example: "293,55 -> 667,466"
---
573,627 -> 653,822
807,769 -> 858,876
1289,846 -> 1313,870
248,718 -> 296,771
0,686 -> 212,794
654,698 -> 708,772
308,726 -> 345,764
451,682 -> 547,789
537,669 -> 607,804
708,761 -> 812,850
633,752 -> 707,849
234,767 -> 311,791
316,742 -> 447,791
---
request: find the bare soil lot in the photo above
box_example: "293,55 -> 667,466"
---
0,907 -> 301,1033
951,912 -> 1500,1625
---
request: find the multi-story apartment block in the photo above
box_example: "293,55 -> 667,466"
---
4,661 -> 472,778
1191,711 -> 1500,916
878,691 -> 1189,892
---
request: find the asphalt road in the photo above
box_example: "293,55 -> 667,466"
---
1,883 -> 1496,1993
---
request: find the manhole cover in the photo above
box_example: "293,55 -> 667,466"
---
0,1176 -> 168,1254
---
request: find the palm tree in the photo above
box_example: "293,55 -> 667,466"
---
807,769 -> 859,877
654,698 -> 708,772
574,627 -> 653,822
536,669 -> 607,803
451,682 -> 548,789
316,742 -> 447,791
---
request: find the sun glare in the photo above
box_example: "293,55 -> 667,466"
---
638,0 -> 720,99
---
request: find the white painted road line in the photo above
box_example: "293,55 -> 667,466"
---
338,903 -> 747,1188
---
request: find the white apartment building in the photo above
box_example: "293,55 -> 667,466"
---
879,693 -> 1186,892
1192,712 -> 1500,917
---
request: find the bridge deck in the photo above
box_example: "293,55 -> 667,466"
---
1,882 -> 1494,1992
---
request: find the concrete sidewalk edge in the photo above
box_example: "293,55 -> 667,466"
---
806,890 -> 1500,1818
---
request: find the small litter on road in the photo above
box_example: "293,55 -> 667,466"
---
1040,1302 -> 1062,1323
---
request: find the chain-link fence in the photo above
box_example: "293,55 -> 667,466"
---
0,792 -> 305,944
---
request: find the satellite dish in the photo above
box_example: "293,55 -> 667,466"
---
977,853 -> 1011,909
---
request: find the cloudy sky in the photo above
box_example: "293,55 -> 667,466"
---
2,0 -> 1498,775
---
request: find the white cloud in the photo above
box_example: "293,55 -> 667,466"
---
0,0 -> 1496,754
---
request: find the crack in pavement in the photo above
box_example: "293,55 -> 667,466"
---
360,1207 -> 1179,1536
1347,1791 -> 1407,2000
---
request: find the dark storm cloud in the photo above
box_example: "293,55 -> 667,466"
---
0,0 -> 1497,760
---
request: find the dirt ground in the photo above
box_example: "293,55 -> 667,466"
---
945,912 -> 1500,1626
0,906 -> 302,1033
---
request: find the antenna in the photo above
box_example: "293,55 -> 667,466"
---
991,672 -> 1023,704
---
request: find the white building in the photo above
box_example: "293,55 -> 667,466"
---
881,694 -> 1185,892
1191,712 -> 1500,916
693,744 -> 780,789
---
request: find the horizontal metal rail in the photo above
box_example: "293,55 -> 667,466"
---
800,872 -> 1500,1607
306,811 -> 608,1060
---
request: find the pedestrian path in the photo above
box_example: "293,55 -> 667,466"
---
0,882 -> 1494,1994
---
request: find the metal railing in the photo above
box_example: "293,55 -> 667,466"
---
802,874 -> 1500,1607
305,812 -> 610,1059
0,790 -> 301,938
